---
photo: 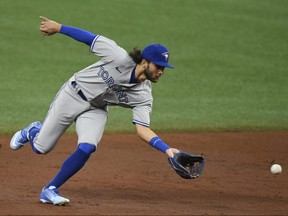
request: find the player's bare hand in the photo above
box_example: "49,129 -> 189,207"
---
39,16 -> 62,36
166,148 -> 180,158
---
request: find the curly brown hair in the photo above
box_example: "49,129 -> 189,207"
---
129,47 -> 143,64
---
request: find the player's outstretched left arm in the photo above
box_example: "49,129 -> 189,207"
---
135,124 -> 180,158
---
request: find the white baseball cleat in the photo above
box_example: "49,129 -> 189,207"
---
40,186 -> 70,205
10,121 -> 42,150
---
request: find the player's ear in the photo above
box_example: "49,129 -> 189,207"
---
141,59 -> 149,69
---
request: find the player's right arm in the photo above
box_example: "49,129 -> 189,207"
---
39,16 -> 61,35
39,16 -> 121,62
39,16 -> 96,47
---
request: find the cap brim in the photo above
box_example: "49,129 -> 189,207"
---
153,61 -> 175,69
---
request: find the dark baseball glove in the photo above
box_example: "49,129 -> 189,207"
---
168,151 -> 205,179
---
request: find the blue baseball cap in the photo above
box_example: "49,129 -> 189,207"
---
142,44 -> 175,68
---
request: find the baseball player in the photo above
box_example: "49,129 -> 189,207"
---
10,16 -> 180,205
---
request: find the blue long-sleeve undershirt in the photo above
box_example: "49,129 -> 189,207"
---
59,25 -> 97,47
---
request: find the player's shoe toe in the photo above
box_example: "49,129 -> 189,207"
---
40,186 -> 70,205
10,121 -> 42,151
10,130 -> 29,150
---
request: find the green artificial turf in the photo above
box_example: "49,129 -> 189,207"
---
0,0 -> 287,134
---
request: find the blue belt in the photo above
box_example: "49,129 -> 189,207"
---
71,81 -> 87,101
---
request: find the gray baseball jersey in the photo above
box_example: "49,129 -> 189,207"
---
73,35 -> 152,125
34,35 -> 153,153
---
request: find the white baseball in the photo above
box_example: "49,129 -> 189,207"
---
270,164 -> 282,174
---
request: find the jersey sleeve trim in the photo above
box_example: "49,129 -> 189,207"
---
132,119 -> 150,127
90,35 -> 100,51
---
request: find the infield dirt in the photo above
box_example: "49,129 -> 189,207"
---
0,132 -> 287,215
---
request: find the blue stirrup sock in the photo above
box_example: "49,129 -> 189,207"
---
29,127 -> 42,154
46,143 -> 96,189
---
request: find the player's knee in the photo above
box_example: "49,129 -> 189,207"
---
78,143 -> 96,155
33,140 -> 52,155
